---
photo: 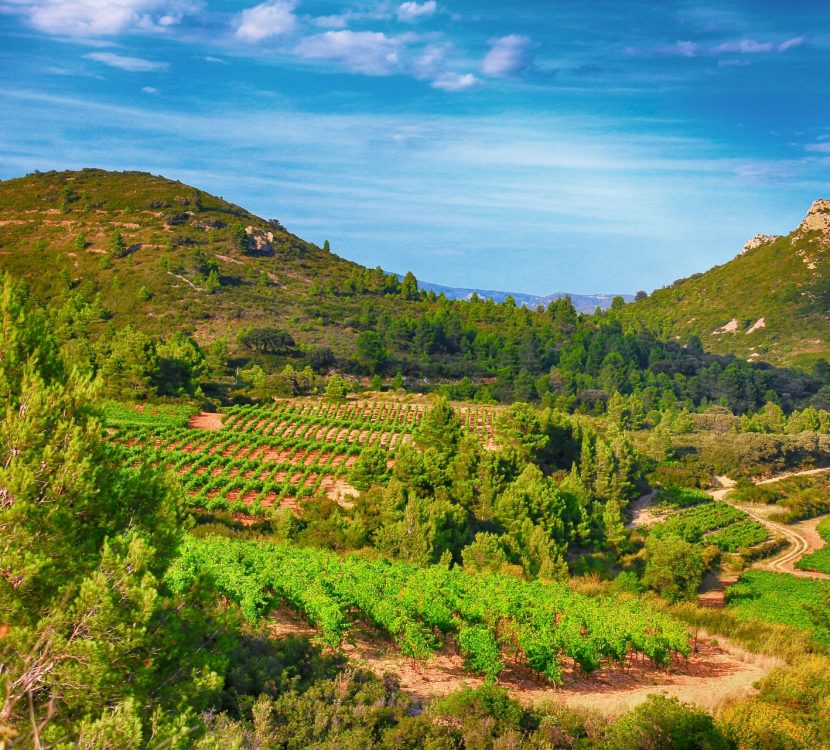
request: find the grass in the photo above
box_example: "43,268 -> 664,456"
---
725,571 -> 830,645
666,599 -> 816,662
796,517 -> 830,574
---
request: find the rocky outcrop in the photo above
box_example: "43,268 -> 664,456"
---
244,225 -> 274,255
712,318 -> 739,335
800,199 -> 830,235
741,234 -> 779,254
746,318 -> 766,334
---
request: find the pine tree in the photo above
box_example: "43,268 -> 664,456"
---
0,275 -> 219,744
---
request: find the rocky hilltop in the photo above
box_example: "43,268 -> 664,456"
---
621,199 -> 830,367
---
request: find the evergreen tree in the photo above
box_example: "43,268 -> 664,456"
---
414,397 -> 462,457
0,276 -> 221,745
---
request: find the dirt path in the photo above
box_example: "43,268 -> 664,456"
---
710,470 -> 830,580
626,490 -> 664,529
188,412 -> 224,430
268,609 -> 781,716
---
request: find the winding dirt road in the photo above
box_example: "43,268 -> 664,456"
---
710,469 -> 830,580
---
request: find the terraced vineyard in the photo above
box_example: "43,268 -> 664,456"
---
649,500 -> 770,552
110,398 -> 503,519
169,536 -> 692,682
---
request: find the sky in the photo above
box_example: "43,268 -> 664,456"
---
0,1 -> 828,295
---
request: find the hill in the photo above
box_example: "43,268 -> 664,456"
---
0,168 -> 376,351
623,200 -> 830,368
2,168 -> 828,411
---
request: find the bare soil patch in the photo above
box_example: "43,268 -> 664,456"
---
189,412 -> 224,430
267,610 -> 780,716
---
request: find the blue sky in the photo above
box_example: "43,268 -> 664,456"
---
0,1 -> 828,294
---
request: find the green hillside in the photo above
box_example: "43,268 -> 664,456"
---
623,200 -> 830,367
2,169 -> 829,412
0,168 -> 375,354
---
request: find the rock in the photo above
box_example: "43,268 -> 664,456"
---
800,199 -> 830,235
741,235 -> 779,254
746,318 -> 766,334
244,225 -> 274,255
712,318 -> 739,335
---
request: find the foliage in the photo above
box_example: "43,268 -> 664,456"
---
725,571 -> 830,645
610,694 -> 732,750
168,536 -> 691,682
718,655 -> 830,750
238,327 -> 296,355
0,275 -> 223,746
643,536 -> 706,602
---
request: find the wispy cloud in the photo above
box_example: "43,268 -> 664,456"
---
482,35 -> 532,76
142,85 -> 159,94
628,36 -> 805,58
397,1 -> 436,23
235,0 -> 296,43
778,37 -> 805,52
85,51 -> 168,72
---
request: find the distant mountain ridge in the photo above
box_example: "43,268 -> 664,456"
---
401,277 -> 634,313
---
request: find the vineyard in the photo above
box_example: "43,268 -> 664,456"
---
168,535 -> 691,683
797,517 -> 830,574
725,570 -> 830,644
108,398 -> 503,518
649,500 -> 769,552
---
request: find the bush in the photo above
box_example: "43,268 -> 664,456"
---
643,536 -> 705,602
611,694 -> 732,749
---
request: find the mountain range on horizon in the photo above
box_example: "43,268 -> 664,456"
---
399,276 -> 635,313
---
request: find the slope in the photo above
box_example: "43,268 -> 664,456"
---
623,200 -> 830,367
0,168 -> 373,355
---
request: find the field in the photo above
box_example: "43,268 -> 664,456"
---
649,501 -> 769,552
725,570 -> 830,644
109,398 -> 502,518
170,535 -> 691,684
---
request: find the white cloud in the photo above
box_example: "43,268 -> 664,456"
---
397,1 -> 436,23
778,37 -> 805,52
235,0 -> 296,43
203,56 -> 226,64
481,35 -> 532,76
85,51 -> 168,71
714,38 -> 775,54
295,31 -> 402,75
16,0 -> 198,37
431,72 -> 479,91
142,85 -> 159,93
805,142 -> 830,154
